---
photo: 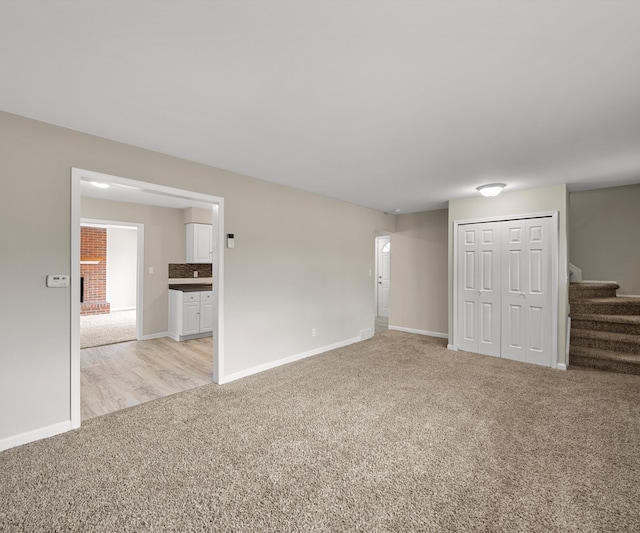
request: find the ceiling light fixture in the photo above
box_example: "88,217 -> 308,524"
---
90,181 -> 110,189
476,183 -> 506,197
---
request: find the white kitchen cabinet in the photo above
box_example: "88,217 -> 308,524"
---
168,289 -> 214,341
186,223 -> 213,263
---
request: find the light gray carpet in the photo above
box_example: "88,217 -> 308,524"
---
2,331 -> 639,532
80,309 -> 137,349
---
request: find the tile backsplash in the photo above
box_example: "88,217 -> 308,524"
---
169,263 -> 213,278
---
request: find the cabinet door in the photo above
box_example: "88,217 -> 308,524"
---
187,223 -> 213,263
182,301 -> 200,335
200,299 -> 214,332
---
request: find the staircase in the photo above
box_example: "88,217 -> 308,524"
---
569,282 -> 640,375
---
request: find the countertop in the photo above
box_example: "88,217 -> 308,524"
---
169,284 -> 213,292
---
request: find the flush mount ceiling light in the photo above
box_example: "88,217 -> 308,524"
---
90,181 -> 110,189
476,183 -> 506,197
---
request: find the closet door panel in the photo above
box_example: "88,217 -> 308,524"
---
477,223 -> 501,356
523,218 -> 553,366
457,225 -> 479,353
501,220 -> 527,362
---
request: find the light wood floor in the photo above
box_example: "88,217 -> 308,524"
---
81,336 -> 214,420
375,316 -> 389,334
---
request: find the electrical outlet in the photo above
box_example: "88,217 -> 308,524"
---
311,328 -> 316,337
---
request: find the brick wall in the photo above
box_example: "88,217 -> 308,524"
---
80,226 -> 110,315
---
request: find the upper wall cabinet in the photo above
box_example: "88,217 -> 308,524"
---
186,223 -> 213,263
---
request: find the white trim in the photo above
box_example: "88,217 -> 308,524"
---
141,332 -> 169,341
0,421 -> 72,452
389,325 -> 448,339
219,336 -> 361,384
557,364 -> 567,371
566,316 -> 571,368
452,211 -> 560,368
447,344 -> 457,350
71,177 -> 81,428
71,168 -> 225,435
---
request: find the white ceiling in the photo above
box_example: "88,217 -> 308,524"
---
2,1 -> 640,213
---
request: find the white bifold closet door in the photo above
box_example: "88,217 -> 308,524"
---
457,222 -> 502,357
456,217 -> 553,367
500,218 -> 553,366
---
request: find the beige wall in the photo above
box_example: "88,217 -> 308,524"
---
569,183 -> 640,295
83,198 -> 186,332
390,209 -> 448,335
182,207 -> 212,224
0,110 -> 395,444
448,184 -> 569,367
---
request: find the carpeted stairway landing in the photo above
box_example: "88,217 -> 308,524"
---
570,282 -> 640,375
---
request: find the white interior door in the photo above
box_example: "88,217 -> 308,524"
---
456,223 -> 501,356
501,218 -> 553,366
377,237 -> 390,318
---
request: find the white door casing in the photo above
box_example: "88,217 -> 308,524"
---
376,237 -> 391,318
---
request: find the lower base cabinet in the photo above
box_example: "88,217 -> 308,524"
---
168,289 -> 214,341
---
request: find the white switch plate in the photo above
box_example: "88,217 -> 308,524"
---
46,274 -> 70,287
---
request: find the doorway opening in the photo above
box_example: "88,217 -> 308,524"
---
375,236 -> 391,334
80,220 -> 142,349
71,168 -> 225,428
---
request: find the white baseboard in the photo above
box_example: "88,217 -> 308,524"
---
220,336 -> 361,384
388,325 -> 448,339
0,420 -> 72,452
556,363 -> 567,371
447,344 -> 457,351
141,332 -> 169,341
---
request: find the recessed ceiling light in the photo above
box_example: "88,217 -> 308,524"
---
90,181 -> 110,189
476,183 -> 506,197
393,209 -> 402,213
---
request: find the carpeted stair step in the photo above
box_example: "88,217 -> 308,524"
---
570,328 -> 640,354
570,297 -> 640,316
570,314 -> 640,336
570,345 -> 640,375
569,282 -> 619,301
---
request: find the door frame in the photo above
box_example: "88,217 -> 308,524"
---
452,211 -> 559,368
374,235 -> 391,318
80,219 -> 144,342
71,168 -> 225,429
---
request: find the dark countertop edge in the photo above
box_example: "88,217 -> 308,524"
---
169,284 -> 213,292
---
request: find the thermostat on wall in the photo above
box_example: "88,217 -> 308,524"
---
46,274 -> 70,288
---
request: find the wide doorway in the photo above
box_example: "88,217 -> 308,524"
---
71,168 -> 225,427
